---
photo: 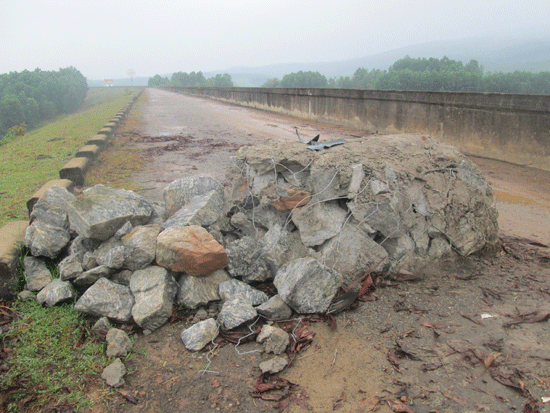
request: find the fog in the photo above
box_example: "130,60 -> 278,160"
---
1,0 -> 548,79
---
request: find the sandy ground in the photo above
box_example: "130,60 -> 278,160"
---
92,88 -> 550,413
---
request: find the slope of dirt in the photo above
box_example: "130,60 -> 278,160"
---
91,88 -> 550,413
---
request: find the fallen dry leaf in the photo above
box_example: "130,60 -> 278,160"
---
503,311 -> 550,327
387,399 -> 416,412
117,389 -> 139,404
484,352 -> 500,368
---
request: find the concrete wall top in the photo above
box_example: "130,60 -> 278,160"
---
172,86 -> 550,114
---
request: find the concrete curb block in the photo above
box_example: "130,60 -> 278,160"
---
59,157 -> 90,186
87,134 -> 109,147
97,127 -> 114,138
76,144 -> 102,160
27,179 -> 75,215
0,220 -> 28,300
104,121 -> 118,130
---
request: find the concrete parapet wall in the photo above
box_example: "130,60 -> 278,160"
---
164,86 -> 550,171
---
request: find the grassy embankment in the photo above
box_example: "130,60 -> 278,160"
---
0,87 -> 147,412
0,87 -> 140,228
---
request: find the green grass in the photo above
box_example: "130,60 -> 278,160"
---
1,300 -> 108,412
0,88 -> 138,228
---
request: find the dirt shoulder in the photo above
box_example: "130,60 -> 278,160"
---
92,89 -> 550,413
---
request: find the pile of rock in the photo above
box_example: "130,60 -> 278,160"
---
225,134 -> 499,280
20,134 -> 500,383
22,177 -> 343,333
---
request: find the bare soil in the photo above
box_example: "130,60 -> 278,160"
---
92,89 -> 550,413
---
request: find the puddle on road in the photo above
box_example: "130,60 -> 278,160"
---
494,190 -> 536,205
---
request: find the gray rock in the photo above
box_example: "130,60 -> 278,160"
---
370,179 -> 390,195
92,316 -> 110,331
347,163 -> 366,198
308,166 -> 348,203
162,190 -> 223,229
25,218 -> 70,259
74,278 -> 134,322
163,177 -> 224,217
68,235 -> 100,258
241,204 -> 290,232
122,225 -> 162,271
428,237 -> 453,258
97,246 -> 125,270
58,254 -> 83,281
82,251 -> 98,271
256,325 -> 289,355
218,279 -> 268,306
67,185 -> 154,241
259,224 -> 311,269
114,221 -> 133,239
256,295 -> 293,320
111,269 -> 133,286
106,328 -> 133,358
177,269 -> 230,309
225,236 -> 271,282
73,265 -> 110,287
180,318 -> 219,351
291,201 -> 347,247
274,258 -> 343,314
148,202 -> 167,226
130,266 -> 178,331
319,223 -> 389,283
95,237 -> 123,258
18,290 -> 35,302
26,187 -> 75,259
259,356 -> 288,374
196,308 -> 208,320
217,295 -> 257,330
230,212 -> 261,238
23,256 -> 52,292
36,278 -> 77,307
101,358 -> 126,388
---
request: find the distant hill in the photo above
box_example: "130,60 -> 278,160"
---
87,34 -> 550,88
212,34 -> 550,86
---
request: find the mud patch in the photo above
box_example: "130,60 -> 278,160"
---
137,134 -> 249,158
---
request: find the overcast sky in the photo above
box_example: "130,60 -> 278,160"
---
1,0 -> 548,80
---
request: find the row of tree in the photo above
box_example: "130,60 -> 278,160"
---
148,71 -> 234,87
0,67 -> 88,137
263,56 -> 550,94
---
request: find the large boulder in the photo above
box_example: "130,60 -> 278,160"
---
274,258 -> 342,314
162,190 -> 223,229
177,269 -> 230,309
66,185 -> 154,241
130,266 -> 178,331
156,225 -> 227,276
163,177 -> 224,217
25,186 -> 75,259
122,225 -> 162,270
74,278 -> 134,322
36,278 -> 77,307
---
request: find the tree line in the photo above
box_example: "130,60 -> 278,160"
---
148,71 -> 234,87
0,67 -> 88,138
263,56 -> 550,94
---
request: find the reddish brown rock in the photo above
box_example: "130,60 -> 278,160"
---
156,225 -> 227,276
271,188 -> 310,211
